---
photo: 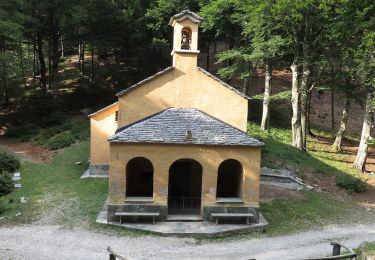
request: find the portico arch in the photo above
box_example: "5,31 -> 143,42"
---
168,159 -> 202,215
216,159 -> 243,199
126,157 -> 153,197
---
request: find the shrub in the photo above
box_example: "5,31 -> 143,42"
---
0,197 -> 7,214
45,133 -> 75,150
0,151 -> 20,173
5,123 -> 40,140
21,93 -> 67,128
38,111 -> 67,128
70,121 -> 89,141
35,122 -> 73,143
0,172 -> 14,196
336,175 -> 365,193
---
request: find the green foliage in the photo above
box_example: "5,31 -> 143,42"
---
357,242 -> 375,256
45,133 -> 75,150
39,123 -> 73,140
5,123 -> 40,141
253,90 -> 292,102
336,175 -> 365,193
20,93 -> 67,128
0,197 -> 8,214
70,121 -> 90,141
0,150 -> 20,173
0,172 -> 14,196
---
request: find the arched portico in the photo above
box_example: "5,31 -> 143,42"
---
216,159 -> 243,199
126,157 -> 153,198
168,159 -> 202,215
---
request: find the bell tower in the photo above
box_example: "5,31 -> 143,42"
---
169,10 -> 203,71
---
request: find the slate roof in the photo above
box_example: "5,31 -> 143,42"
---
168,10 -> 203,25
109,108 -> 264,147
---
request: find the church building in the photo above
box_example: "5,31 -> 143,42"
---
89,10 -> 264,225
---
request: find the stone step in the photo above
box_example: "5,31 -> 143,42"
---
166,215 -> 203,222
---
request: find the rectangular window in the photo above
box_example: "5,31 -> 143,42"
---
115,111 -> 119,122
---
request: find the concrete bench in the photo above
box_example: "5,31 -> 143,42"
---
115,212 -> 160,224
211,213 -> 254,225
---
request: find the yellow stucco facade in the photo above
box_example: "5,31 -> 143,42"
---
117,59 -> 248,132
89,103 -> 118,165
108,143 -> 261,206
89,10 -> 263,224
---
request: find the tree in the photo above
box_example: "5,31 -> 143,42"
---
353,32 -> 375,171
238,0 -> 290,131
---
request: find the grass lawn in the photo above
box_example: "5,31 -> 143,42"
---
357,242 -> 375,258
1,141 -> 107,227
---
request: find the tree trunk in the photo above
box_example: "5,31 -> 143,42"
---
300,63 -> 310,150
19,44 -> 27,89
48,37 -> 52,89
51,28 -> 60,99
353,91 -> 373,172
242,72 -> 250,95
206,41 -> 210,71
306,89 -> 315,137
60,36 -> 64,58
331,63 -> 335,129
261,63 -> 272,131
291,62 -> 303,150
78,40 -> 81,72
50,18 -> 60,99
32,40 -> 36,79
1,39 -> 9,105
80,41 -> 85,75
90,44 -> 94,85
332,97 -> 350,152
36,33 -> 47,92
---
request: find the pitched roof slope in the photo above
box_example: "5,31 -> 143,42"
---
197,67 -> 251,100
168,10 -> 203,25
116,66 -> 174,97
109,108 -> 264,147
88,102 -> 118,117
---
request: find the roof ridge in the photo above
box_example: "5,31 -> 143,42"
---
169,10 -> 203,25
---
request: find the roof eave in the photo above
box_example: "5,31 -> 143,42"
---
88,102 -> 118,118
116,67 -> 174,97
196,67 -> 252,100
108,140 -> 264,147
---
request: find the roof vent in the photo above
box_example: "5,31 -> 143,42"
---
185,130 -> 193,140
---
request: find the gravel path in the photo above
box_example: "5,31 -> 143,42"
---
0,224 -> 374,259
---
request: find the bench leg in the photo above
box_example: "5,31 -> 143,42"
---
153,217 -> 155,225
247,217 -> 250,225
216,217 -> 218,225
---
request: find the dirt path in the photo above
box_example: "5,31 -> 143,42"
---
0,224 -> 374,259
0,136 -> 51,163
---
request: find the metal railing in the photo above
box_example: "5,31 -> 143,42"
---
168,196 -> 201,214
107,241 -> 356,260
304,242 -> 357,260
107,247 -> 128,260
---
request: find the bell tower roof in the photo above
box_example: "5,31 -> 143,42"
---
168,9 -> 203,26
